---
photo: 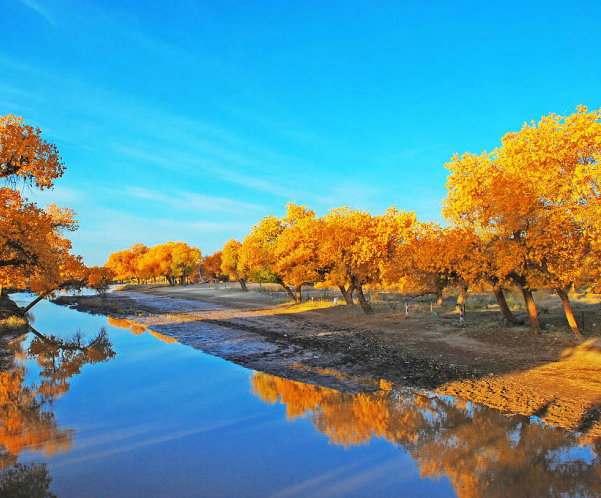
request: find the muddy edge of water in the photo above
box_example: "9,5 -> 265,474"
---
52,289 -> 601,439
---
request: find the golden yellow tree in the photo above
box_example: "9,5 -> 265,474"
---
445,106 -> 601,338
271,203 -> 325,302
317,207 -> 380,313
238,206 -> 310,302
393,223 -> 472,307
0,115 -> 109,313
0,115 -> 63,189
200,251 -> 223,284
105,245 -> 146,282
220,239 -> 249,291
135,242 -> 201,285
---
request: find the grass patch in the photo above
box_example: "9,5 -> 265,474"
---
278,300 -> 335,312
504,292 -> 524,311
0,315 -> 29,335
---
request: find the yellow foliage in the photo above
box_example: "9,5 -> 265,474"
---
106,241 -> 201,285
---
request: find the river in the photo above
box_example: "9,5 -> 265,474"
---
1,294 -> 600,497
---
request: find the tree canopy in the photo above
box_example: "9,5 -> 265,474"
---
0,115 -> 111,313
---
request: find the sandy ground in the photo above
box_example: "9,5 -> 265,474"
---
53,283 -> 601,439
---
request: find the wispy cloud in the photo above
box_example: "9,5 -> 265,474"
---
273,458 -> 370,497
17,0 -> 56,25
211,168 -> 301,199
309,457 -> 411,497
79,210 -> 249,243
28,185 -> 85,206
0,51 -> 320,202
71,207 -> 250,264
314,181 -> 383,212
112,144 -> 305,200
125,186 -> 266,215
52,415 -> 262,468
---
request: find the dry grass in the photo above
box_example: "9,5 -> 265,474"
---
0,315 -> 29,335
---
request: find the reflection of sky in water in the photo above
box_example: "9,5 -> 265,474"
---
5,295 -> 601,497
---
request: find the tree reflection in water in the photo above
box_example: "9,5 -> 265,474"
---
251,372 -> 601,497
0,462 -> 55,498
0,326 -> 115,493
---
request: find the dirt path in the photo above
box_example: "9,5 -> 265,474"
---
53,285 -> 601,439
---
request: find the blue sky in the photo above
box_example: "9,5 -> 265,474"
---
2,0 -> 600,265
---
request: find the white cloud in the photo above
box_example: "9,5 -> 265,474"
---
125,187 -> 266,215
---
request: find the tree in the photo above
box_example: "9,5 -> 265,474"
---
271,204 -> 325,302
136,242 -> 201,285
105,244 -> 147,283
384,221 -> 454,305
318,207 -> 379,313
106,242 -> 202,286
238,213 -> 298,301
0,189 -> 111,314
444,106 -> 601,338
200,251 -> 223,284
0,115 -> 63,190
168,242 -> 202,285
0,115 -> 105,314
221,240 -> 249,291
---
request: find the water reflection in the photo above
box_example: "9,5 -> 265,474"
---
108,315 -> 178,344
0,462 -> 55,497
0,327 -> 115,471
251,372 -> 601,497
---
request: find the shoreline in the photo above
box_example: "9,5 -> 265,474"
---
52,284 -> 601,440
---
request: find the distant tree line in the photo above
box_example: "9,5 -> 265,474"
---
105,242 -> 202,286
105,106 -> 601,341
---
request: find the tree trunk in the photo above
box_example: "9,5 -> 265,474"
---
521,287 -> 542,333
277,279 -> 297,302
355,285 -> 374,314
455,286 -> 468,312
348,283 -> 355,302
492,285 -> 522,325
20,290 -> 53,315
556,287 -> 584,342
339,285 -> 354,305
436,290 -> 443,306
295,285 -> 302,302
239,279 -> 248,292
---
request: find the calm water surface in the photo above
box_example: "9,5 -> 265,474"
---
2,295 -> 600,497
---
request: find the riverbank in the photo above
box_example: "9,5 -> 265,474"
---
53,284 -> 601,439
